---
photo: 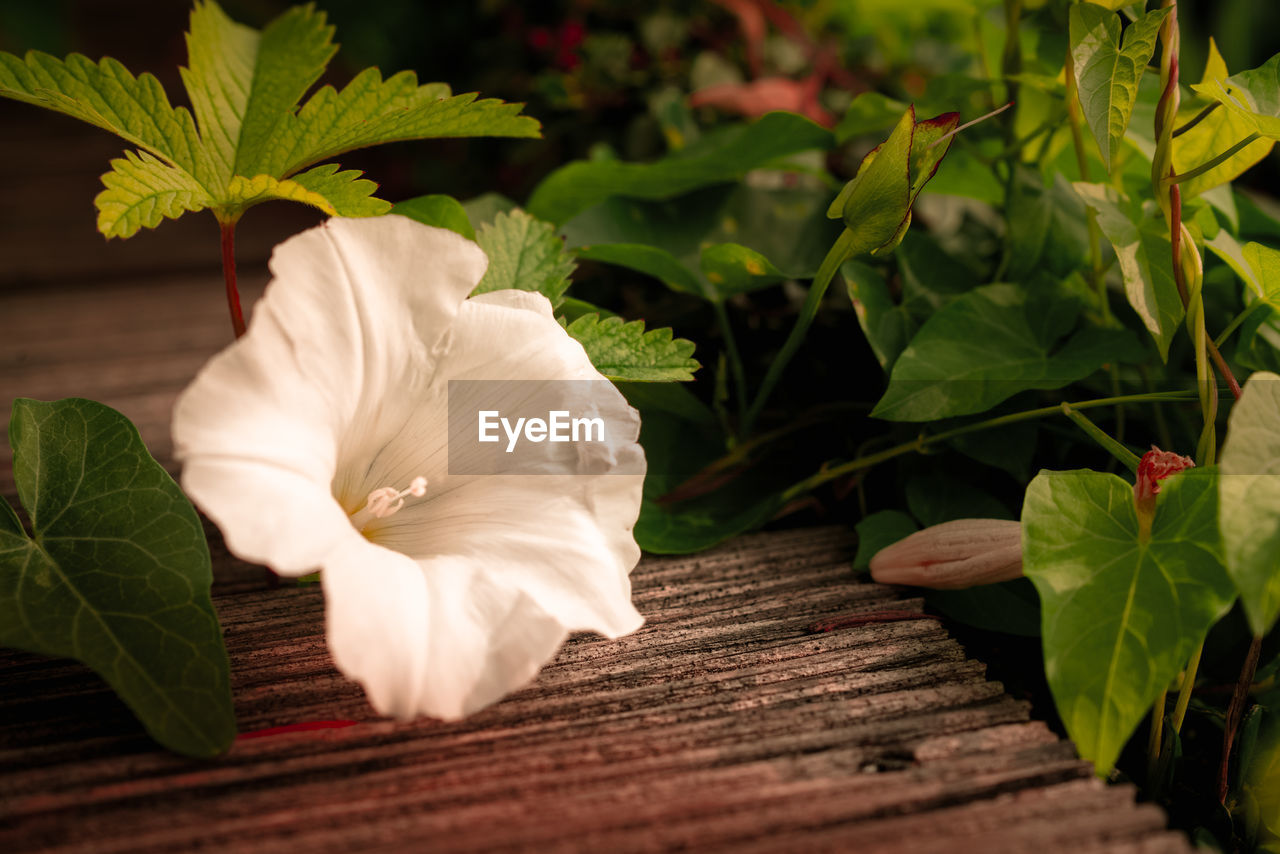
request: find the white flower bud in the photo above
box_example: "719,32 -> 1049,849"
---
869,518 -> 1022,589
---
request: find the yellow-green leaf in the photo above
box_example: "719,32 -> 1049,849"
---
1069,3 -> 1170,172
95,150 -> 213,239
1175,40 -> 1275,197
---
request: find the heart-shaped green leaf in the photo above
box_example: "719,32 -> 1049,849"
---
1191,52 -> 1280,140
0,398 -> 235,757
1219,371 -> 1280,636
1174,40 -> 1275,197
1074,182 -> 1185,359
1023,467 -> 1235,774
1068,3 -> 1170,172
872,282 -> 1141,421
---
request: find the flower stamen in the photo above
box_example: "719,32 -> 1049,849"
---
349,476 -> 428,531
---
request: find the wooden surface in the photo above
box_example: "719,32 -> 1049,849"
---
0,270 -> 1196,852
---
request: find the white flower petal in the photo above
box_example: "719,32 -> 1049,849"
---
324,546 -> 568,720
355,292 -> 645,636
173,216 -> 486,571
321,535 -> 431,718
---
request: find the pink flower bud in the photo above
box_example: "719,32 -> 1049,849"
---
1133,447 -> 1194,538
869,518 -> 1022,590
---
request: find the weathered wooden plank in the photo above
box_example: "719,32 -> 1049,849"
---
0,241 -> 1193,853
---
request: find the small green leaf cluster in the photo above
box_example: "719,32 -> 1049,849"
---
0,0 -> 539,238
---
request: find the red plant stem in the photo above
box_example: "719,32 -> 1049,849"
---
1219,635 -> 1263,802
1171,185 -> 1242,402
220,220 -> 246,339
237,720 -> 358,740
808,610 -> 943,633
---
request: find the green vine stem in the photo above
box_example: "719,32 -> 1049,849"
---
219,220 -> 246,339
742,229 -> 856,436
779,389 -> 1209,501
1170,132 -> 1263,185
711,299 -> 748,438
1171,100 -> 1220,138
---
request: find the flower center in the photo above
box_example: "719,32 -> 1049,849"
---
348,476 -> 428,531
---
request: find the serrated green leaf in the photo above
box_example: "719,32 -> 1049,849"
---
1219,371 -> 1280,636
872,283 -> 1142,421
95,149 -> 212,239
0,50 -> 217,188
1192,51 -> 1280,140
462,192 -> 519,231
241,69 -> 539,179
1069,3 -> 1170,171
563,314 -> 699,382
392,193 -> 475,240
527,112 -> 833,225
473,210 -> 576,308
180,0 -> 336,185
0,398 -> 235,758
1023,467 -> 1236,774
853,510 -> 918,571
1074,182 -> 1184,359
288,163 -> 390,217
1174,40 -> 1275,198
0,1 -> 539,235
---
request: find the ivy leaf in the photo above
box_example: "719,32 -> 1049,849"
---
1219,371 -> 1280,636
0,398 -> 235,758
562,314 -> 699,382
564,183 -> 838,303
1174,40 -> 1275,198
1023,468 -> 1235,774
527,111 -> 833,225
1068,3 -> 1170,172
1074,183 -> 1184,359
392,193 -> 476,241
0,0 -> 539,238
1006,170 -> 1091,282
473,210 -> 576,309
1191,52 -> 1280,140
872,283 -> 1141,421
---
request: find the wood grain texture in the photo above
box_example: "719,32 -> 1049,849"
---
0,256 -> 1193,853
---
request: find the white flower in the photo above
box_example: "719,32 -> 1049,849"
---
172,215 -> 645,720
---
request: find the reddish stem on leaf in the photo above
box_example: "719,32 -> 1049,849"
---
220,220 -> 246,339
1219,635 -> 1263,802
